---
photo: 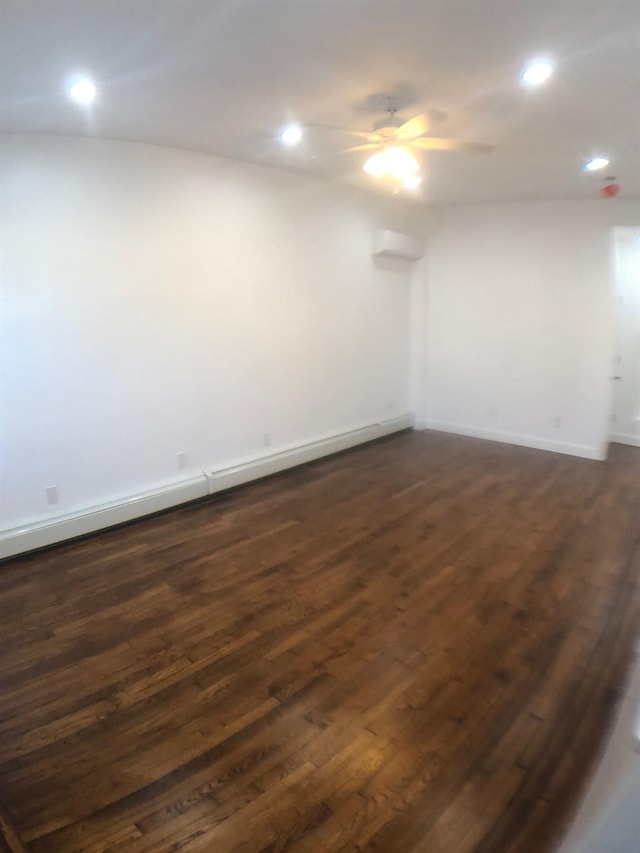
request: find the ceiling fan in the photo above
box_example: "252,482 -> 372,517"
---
308,106 -> 494,185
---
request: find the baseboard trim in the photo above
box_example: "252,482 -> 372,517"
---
610,432 -> 640,448
424,420 -> 605,461
0,415 -> 413,560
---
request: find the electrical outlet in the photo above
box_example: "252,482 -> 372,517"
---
553,416 -> 563,428
263,433 -> 272,448
177,451 -> 188,470
45,485 -> 58,505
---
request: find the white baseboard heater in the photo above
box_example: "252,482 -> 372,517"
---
0,414 -> 413,560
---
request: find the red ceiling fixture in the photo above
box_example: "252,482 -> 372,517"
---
601,177 -> 620,198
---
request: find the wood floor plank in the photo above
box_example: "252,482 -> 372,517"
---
0,431 -> 639,852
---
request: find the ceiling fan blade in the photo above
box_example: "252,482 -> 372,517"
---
341,143 -> 381,153
411,138 -> 494,153
306,123 -> 382,143
396,110 -> 447,140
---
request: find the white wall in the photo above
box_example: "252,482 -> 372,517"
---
0,134 -> 418,533
611,228 -> 640,447
415,200 -> 640,460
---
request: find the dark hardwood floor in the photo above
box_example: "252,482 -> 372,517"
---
1,430 -> 639,852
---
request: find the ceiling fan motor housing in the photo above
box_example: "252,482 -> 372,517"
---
372,114 -> 404,138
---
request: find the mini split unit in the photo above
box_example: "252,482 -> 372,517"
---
372,229 -> 424,262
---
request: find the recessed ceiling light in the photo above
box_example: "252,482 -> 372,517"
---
521,60 -> 554,87
68,77 -> 97,106
280,124 -> 303,145
402,175 -> 423,190
584,157 -> 610,172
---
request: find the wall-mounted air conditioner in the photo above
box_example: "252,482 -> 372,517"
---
372,229 -> 424,262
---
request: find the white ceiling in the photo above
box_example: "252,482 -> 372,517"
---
2,0 -> 640,205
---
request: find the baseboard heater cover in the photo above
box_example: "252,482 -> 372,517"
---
206,415 -> 413,493
0,415 -> 413,560
0,476 -> 210,561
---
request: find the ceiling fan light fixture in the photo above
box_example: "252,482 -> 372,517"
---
363,146 -> 420,181
403,175 -> 423,190
363,151 -> 387,178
